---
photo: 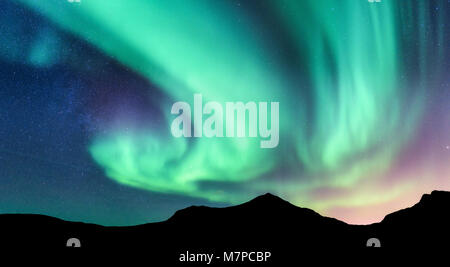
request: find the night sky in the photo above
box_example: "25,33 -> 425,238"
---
0,0 -> 449,226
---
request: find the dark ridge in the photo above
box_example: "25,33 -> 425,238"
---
166,193 -> 324,225
381,190 -> 450,223
167,193 -> 289,221
246,193 -> 289,205
0,190 -> 449,258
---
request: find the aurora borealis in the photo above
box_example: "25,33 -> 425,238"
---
1,0 -> 449,225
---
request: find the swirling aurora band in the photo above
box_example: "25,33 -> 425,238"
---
14,0 -> 450,224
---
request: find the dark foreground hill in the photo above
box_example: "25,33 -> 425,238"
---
0,191 -> 449,261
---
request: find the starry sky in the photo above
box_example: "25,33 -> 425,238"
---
0,0 -> 449,226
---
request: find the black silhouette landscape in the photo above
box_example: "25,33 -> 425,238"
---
0,190 -> 449,260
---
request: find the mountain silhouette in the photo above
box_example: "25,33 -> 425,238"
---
0,190 -> 448,260
372,190 -> 450,248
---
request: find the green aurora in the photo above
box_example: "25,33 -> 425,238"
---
16,0 -> 449,223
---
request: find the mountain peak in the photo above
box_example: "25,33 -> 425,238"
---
430,190 -> 450,196
244,193 -> 293,207
381,190 -> 450,224
253,192 -> 283,201
419,190 -> 450,202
